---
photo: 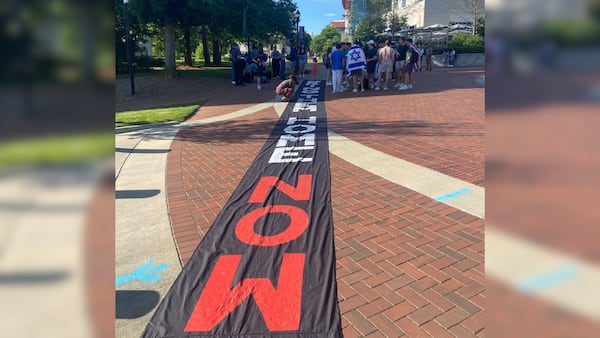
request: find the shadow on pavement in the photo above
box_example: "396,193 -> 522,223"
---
116,290 -> 160,319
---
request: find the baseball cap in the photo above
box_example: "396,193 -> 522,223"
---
367,40 -> 375,45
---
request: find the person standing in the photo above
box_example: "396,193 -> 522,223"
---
364,40 -> 378,90
425,45 -> 433,71
449,48 -> 456,67
233,54 -> 247,86
271,46 -> 281,78
399,38 -> 420,90
288,44 -> 298,75
394,37 -> 408,87
330,43 -> 345,93
297,46 -> 307,78
255,58 -> 266,90
230,43 -> 241,85
418,44 -> 425,72
311,57 -> 318,78
322,47 -> 332,85
376,40 -> 395,90
346,40 -> 367,93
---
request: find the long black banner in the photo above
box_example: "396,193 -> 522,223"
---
143,80 -> 342,337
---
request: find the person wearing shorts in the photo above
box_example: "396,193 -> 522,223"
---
400,38 -> 420,90
275,75 -> 299,101
394,37 -> 408,87
376,40 -> 395,90
365,40 -> 378,89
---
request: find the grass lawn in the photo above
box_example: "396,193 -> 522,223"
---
116,64 -> 232,79
0,131 -> 114,165
115,100 -> 206,127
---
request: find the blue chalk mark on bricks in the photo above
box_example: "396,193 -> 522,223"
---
518,265 -> 577,293
116,260 -> 169,286
434,187 -> 470,202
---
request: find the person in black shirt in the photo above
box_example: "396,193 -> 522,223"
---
394,37 -> 409,87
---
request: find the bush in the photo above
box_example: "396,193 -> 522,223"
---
448,34 -> 485,53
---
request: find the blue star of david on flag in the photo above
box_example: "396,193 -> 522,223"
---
349,50 -> 360,62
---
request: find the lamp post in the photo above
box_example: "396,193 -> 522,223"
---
294,10 -> 300,75
123,0 -> 135,95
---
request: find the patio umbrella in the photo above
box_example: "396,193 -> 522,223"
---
424,23 -> 448,30
448,29 -> 473,36
448,23 -> 470,30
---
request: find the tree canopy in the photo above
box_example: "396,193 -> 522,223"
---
311,26 -> 341,54
117,0 -> 299,76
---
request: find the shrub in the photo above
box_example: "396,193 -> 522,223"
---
448,34 -> 485,53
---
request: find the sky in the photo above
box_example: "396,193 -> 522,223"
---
295,0 -> 346,36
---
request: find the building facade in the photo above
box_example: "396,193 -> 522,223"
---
393,0 -> 483,29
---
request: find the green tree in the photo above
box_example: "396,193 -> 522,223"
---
353,15 -> 386,43
129,0 -> 189,76
351,0 -> 398,42
311,25 -> 341,54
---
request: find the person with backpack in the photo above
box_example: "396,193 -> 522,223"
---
399,38 -> 420,90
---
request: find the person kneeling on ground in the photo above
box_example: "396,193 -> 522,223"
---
275,75 -> 299,102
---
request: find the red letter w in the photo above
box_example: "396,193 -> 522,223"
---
184,253 -> 305,332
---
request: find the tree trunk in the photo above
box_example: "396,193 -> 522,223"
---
201,27 -> 211,66
81,0 -> 96,81
212,37 -> 221,66
183,24 -> 193,66
164,19 -> 176,77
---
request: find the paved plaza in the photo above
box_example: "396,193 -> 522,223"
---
116,64 -> 485,337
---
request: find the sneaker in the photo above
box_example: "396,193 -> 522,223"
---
327,81 -> 332,86
407,84 -> 413,89
399,84 -> 409,90
352,88 -> 358,93
361,88 -> 365,92
331,90 -> 336,94
374,87 -> 380,91
383,86 -> 389,91
257,85 -> 262,90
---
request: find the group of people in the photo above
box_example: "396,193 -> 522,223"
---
323,37 -> 434,94
230,43 -> 271,89
229,38 -> 455,102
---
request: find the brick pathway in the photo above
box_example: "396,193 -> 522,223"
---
164,65 -> 485,336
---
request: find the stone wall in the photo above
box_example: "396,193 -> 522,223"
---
432,53 -> 485,67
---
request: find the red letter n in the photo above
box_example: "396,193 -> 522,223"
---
184,253 -> 305,332
248,175 -> 312,203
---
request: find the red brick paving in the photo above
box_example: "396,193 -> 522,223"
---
326,67 -> 484,187
164,66 -> 486,336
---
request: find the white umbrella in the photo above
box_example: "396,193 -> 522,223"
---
448,29 -> 473,36
376,31 -> 393,37
424,23 -> 448,30
448,23 -> 470,30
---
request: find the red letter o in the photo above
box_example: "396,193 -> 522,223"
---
235,205 -> 308,246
